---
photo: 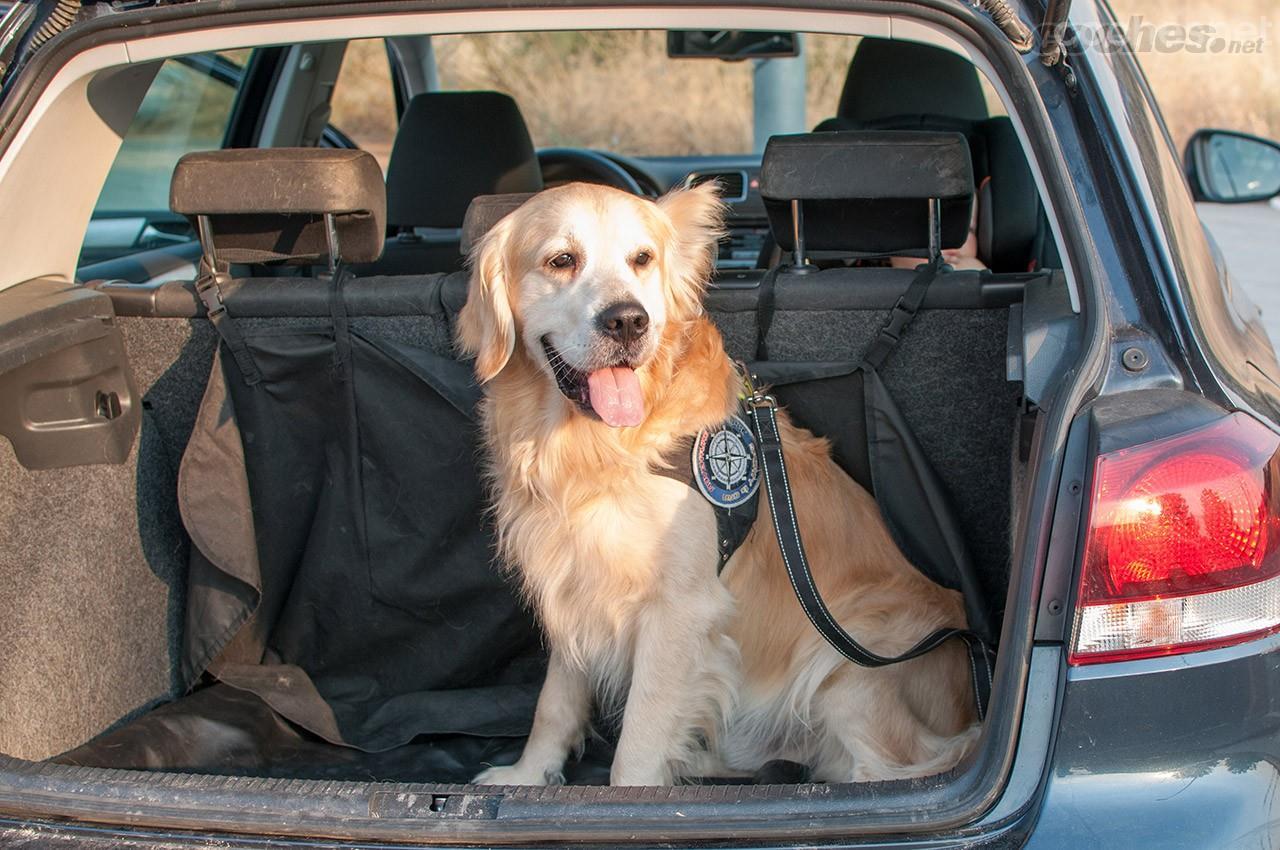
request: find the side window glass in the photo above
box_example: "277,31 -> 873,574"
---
328,39 -> 398,171
80,50 -> 250,268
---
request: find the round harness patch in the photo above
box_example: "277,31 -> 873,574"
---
692,414 -> 760,509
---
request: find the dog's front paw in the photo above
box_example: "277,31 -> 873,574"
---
473,763 -> 566,787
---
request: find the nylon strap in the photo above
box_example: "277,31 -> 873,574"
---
747,398 -> 992,720
754,263 -> 785,361
195,259 -> 262,386
858,258 -> 940,371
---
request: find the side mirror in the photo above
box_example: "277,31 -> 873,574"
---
1185,129 -> 1280,204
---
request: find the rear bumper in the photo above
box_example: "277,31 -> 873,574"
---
4,637 -> 1280,848
1023,631 -> 1280,848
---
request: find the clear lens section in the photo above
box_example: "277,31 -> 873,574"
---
1071,571 -> 1280,663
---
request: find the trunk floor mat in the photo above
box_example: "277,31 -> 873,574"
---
51,684 -> 811,786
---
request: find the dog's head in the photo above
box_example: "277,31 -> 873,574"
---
457,182 -> 724,426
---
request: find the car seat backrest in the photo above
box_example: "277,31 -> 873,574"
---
356,92 -> 544,276
824,37 -> 989,130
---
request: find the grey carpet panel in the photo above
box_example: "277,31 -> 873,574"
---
764,308 -> 1019,608
0,422 -> 185,760
0,319 -> 209,759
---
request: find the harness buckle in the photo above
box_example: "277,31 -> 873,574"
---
737,361 -> 777,410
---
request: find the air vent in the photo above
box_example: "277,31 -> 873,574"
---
686,170 -> 749,203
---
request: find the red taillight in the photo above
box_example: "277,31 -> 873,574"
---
1069,412 -> 1280,664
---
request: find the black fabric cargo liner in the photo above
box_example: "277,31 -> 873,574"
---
45,266 -> 1031,783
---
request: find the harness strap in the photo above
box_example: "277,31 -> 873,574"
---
754,263 -> 785,361
195,259 -> 262,386
747,397 -> 992,720
858,258 -> 940,372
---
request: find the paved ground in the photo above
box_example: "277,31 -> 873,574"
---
1196,198 -> 1280,345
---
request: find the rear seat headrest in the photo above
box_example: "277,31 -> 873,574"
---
170,148 -> 386,265
386,92 -> 544,230
759,131 -> 974,256
460,193 -> 537,255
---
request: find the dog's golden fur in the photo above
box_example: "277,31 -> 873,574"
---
458,182 -> 978,786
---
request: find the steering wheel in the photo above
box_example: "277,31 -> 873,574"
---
537,148 -> 645,195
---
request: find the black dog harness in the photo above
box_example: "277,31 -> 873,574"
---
651,373 -> 762,571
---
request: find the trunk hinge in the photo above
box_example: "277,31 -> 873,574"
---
1038,0 -> 1078,91
971,0 -> 1035,53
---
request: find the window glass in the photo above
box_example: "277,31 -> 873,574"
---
94,51 -> 249,215
329,39 -> 398,171
430,32 -> 999,155
434,31 -> 766,155
81,50 -> 249,267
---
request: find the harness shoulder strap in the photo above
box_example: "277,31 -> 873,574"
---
859,258 -> 939,372
748,396 -> 992,720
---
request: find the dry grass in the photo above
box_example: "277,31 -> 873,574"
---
327,5 -> 1280,167
1110,0 -> 1280,149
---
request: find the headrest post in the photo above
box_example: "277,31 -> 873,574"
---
790,199 -> 809,271
927,197 -> 942,263
196,215 -> 219,270
323,212 -> 342,278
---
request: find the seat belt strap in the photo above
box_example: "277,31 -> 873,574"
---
195,261 -> 262,386
747,390 -> 992,720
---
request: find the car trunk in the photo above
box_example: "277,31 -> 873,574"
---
0,257 -> 1077,837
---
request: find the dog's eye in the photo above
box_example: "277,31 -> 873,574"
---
548,252 -> 577,270
633,251 -> 653,268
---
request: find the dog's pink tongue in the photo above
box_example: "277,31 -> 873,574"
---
587,367 -> 645,427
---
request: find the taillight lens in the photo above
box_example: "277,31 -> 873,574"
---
1070,412 -> 1280,664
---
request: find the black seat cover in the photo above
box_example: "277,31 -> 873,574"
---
359,91 -> 544,274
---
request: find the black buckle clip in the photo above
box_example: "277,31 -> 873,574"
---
880,298 -> 918,343
195,274 -> 229,320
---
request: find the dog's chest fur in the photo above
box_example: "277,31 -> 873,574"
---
492,429 -> 720,672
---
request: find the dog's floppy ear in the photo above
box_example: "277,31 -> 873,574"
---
457,218 -> 516,383
657,181 -> 726,318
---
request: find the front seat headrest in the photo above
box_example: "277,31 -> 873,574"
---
460,192 -> 537,256
170,148 -> 386,265
386,92 -> 544,230
759,131 -> 974,257
827,37 -> 989,128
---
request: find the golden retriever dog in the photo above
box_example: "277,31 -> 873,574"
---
457,182 -> 979,787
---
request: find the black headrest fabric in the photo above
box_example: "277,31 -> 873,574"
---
759,131 -> 974,255
835,38 -> 988,125
974,117 -> 1040,272
386,92 -> 544,230
170,148 -> 386,265
459,193 -> 536,255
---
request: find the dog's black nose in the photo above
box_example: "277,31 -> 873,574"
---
597,301 -> 650,345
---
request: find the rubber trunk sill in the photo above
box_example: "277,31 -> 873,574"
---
0,750 -> 1006,844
